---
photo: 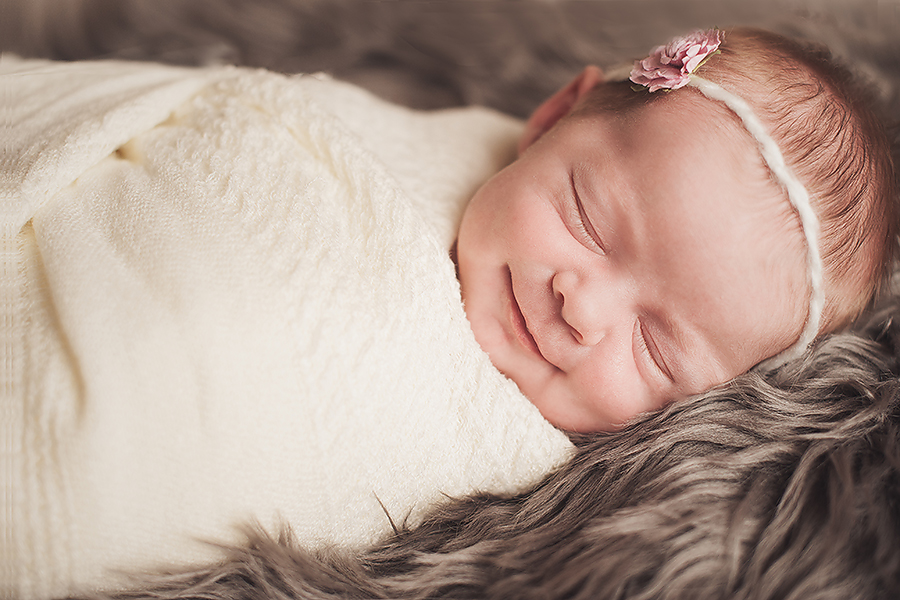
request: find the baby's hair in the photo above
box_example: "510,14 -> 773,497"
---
584,27 -> 898,338
701,28 -> 897,333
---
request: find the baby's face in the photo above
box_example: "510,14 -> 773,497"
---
456,93 -> 807,432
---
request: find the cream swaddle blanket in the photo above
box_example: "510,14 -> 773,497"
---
4,58 -> 574,599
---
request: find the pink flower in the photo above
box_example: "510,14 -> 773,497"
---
630,29 -> 722,92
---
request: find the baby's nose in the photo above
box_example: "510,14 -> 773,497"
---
552,271 -> 614,347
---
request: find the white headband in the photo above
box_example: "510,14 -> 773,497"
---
627,30 -> 825,369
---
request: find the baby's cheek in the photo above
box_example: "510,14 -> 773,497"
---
580,352 -> 677,427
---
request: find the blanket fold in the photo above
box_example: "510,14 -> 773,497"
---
4,58 -> 574,600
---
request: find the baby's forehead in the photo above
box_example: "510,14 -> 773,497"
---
578,90 -> 766,166
578,91 -> 783,201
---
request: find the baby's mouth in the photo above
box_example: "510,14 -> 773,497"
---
506,268 -> 543,360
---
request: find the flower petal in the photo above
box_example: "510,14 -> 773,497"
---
629,29 -> 722,92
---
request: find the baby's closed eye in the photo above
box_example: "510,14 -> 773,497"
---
567,171 -> 605,254
635,318 -> 675,384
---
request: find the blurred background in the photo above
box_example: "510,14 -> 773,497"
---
3,0 -> 899,122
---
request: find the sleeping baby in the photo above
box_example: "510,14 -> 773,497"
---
6,26 -> 896,599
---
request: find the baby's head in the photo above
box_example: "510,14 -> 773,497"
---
456,27 -> 897,432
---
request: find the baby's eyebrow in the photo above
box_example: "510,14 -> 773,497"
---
661,311 -> 736,395
648,311 -> 702,392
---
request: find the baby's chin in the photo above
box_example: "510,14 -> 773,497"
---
502,368 -> 620,433
526,389 -> 621,433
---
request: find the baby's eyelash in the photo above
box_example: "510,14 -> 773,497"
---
637,320 -> 675,383
572,210 -> 596,247
570,174 -> 604,253
635,322 -> 655,367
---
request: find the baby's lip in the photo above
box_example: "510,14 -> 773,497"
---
507,269 -> 544,360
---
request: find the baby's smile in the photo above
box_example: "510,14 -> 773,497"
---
505,267 -> 543,360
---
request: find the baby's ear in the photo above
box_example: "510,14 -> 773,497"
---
518,66 -> 605,155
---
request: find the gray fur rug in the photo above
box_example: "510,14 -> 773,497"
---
5,1 -> 900,598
